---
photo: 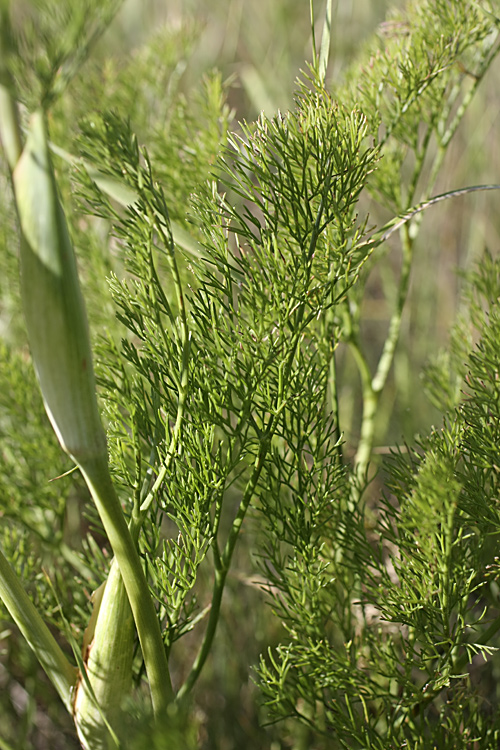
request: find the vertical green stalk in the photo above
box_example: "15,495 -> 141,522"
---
79,455 -> 174,713
0,22 -> 80,720
2,95 -> 173,723
351,223 -> 413,493
329,349 -> 343,462
176,440 -> 270,702
0,545 -> 78,712
345,25 -> 500,498
13,110 -> 108,464
0,5 -> 174,735
310,0 -> 333,84
0,5 -> 22,171
73,560 -> 135,749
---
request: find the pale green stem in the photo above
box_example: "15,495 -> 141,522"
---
329,350 -> 343,462
73,559 -> 134,750
348,32 -> 500,493
371,226 -> 413,396
0,544 -> 78,712
131,201 -> 190,527
0,8 -> 22,170
352,223 -> 413,491
309,0 -> 318,72
348,56 -> 471,490
350,135 -> 442,485
0,25 -> 79,711
318,0 -> 333,84
347,337 -> 375,497
441,36 -> 500,152
356,56 -> 497,478
78,454 -> 174,713
176,440 -> 270,702
0,84 -> 22,169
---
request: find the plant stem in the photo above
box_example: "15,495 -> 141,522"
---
441,38 -> 500,151
372,225 -> 413,396
78,454 -> 174,713
352,223 -> 413,489
329,349 -> 343,462
0,81 -> 22,170
0,544 -> 78,712
176,441 -> 269,702
345,33 -> 500,495
175,561 -> 225,703
0,8 -> 23,171
131,199 -> 191,527
73,559 -> 134,749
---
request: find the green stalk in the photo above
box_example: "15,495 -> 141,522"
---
79,455 -> 173,713
176,441 -> 270,702
351,223 -> 412,493
328,349 -> 343,462
0,545 -> 78,713
0,6 -> 22,171
73,560 -> 135,750
0,76 -> 22,170
346,29 -> 500,497
318,0 -> 333,84
13,110 -> 108,465
8,106 -> 173,718
1,18 -> 158,737
371,225 -> 413,397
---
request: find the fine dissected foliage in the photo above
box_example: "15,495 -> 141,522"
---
1,0 -> 500,748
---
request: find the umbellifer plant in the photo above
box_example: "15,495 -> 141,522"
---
1,0 -> 500,747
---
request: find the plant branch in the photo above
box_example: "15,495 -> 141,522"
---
348,37 -> 500,481
328,349 -> 343,461
176,440 -> 270,702
132,198 -> 191,526
0,544 -> 78,712
351,222 -> 412,490
78,454 -> 174,713
0,8 -> 23,171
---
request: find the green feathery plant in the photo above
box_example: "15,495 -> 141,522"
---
1,0 -> 500,747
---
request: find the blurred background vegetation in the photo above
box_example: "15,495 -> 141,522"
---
2,0 -> 500,747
